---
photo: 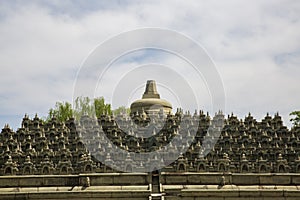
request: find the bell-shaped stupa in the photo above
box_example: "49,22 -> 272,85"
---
130,80 -> 172,115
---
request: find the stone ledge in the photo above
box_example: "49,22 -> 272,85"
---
0,190 -> 151,200
0,173 -> 150,187
162,184 -> 300,198
0,185 -> 150,193
160,172 -> 300,185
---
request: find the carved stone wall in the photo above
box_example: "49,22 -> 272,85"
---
0,111 -> 299,175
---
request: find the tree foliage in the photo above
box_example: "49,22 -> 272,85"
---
94,97 -> 112,117
74,96 -> 94,118
290,111 -> 300,127
47,96 -> 124,122
73,96 -> 113,119
113,106 -> 130,115
47,102 -> 73,122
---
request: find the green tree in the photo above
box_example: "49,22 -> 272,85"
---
47,96 -> 113,121
290,111 -> 300,127
113,106 -> 130,115
74,96 -> 113,119
94,97 -> 112,117
47,102 -> 73,122
74,96 -> 94,118
47,97 -> 131,122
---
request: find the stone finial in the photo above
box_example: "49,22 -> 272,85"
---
142,80 -> 160,99
25,156 -> 31,163
44,155 -> 50,162
241,153 -> 247,161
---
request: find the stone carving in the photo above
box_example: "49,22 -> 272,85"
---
130,80 -> 172,115
0,81 -> 299,175
0,110 -> 299,175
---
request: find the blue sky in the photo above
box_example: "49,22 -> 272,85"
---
0,0 -> 299,130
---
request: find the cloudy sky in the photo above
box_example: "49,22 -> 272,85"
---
0,0 -> 299,129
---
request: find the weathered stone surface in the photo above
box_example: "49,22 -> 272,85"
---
130,80 -> 172,115
232,174 -> 259,185
1,81 -> 300,200
259,175 -> 291,185
0,108 -> 298,175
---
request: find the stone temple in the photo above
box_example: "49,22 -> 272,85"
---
130,80 -> 172,115
0,80 -> 300,200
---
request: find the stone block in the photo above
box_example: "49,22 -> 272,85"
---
113,174 -> 147,185
259,175 -> 291,185
273,175 -> 291,185
91,176 -> 114,185
187,174 -> 201,184
284,198 -> 300,200
291,175 -> 300,184
260,198 -> 285,200
164,196 -> 181,200
224,198 -> 259,200
232,174 -> 259,185
0,178 -> 18,187
178,197 -> 193,200
66,177 -> 79,186
0,194 -> 18,200
260,190 -> 284,197
195,198 -> 223,200
238,190 -> 261,197
165,175 -> 187,184
197,174 -> 221,184
181,190 -> 239,197
19,177 -> 41,186
43,177 -> 67,186
284,190 -> 300,197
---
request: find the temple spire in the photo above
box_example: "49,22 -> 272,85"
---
142,80 -> 160,99
130,80 -> 172,115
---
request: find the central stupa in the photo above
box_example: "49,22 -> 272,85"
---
130,80 -> 172,115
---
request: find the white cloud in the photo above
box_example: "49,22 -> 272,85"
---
0,0 -> 299,129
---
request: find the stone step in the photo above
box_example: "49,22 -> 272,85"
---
150,193 -> 163,200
